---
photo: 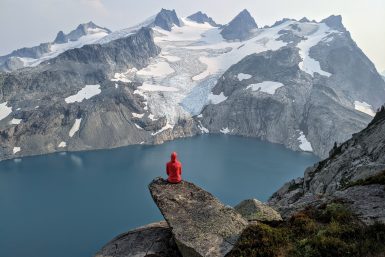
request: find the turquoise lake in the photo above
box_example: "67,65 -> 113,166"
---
0,135 -> 319,257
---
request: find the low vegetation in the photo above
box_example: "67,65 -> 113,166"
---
346,170 -> 385,188
227,203 -> 385,257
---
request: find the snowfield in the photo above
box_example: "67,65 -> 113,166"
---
10,118 -> 22,125
354,101 -> 376,117
237,73 -> 252,81
13,147 -> 21,154
298,130 -> 313,152
207,92 -> 227,104
138,83 -> 179,92
69,119 -> 82,137
108,17 -> 340,129
65,85 -> 101,103
58,141 -> 67,148
246,81 -> 284,95
0,102 -> 12,121
137,61 -> 175,77
297,23 -> 336,77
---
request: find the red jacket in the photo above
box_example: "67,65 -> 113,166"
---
166,152 -> 182,183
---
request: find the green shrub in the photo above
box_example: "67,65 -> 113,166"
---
346,170 -> 385,188
227,203 -> 385,257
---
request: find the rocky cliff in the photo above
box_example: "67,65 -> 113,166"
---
269,106 -> 385,224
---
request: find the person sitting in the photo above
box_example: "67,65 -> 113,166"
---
166,152 -> 182,183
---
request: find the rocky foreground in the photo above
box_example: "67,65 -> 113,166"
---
95,178 -> 280,257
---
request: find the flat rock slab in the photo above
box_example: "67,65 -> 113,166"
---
149,178 -> 248,257
94,221 -> 181,257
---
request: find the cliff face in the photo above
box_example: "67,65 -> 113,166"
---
269,107 -> 385,224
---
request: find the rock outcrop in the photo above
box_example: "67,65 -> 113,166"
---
94,221 -> 181,257
220,9 -> 257,41
153,9 -> 181,31
187,11 -> 220,27
234,199 -> 282,222
269,107 -> 385,224
149,178 -> 248,257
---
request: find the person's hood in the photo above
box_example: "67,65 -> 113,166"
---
171,152 -> 177,162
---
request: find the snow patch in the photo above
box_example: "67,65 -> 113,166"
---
13,147 -> 21,154
111,68 -> 137,83
198,122 -> 209,133
10,118 -> 22,125
58,141 -> 67,148
298,131 -> 313,152
208,92 -> 227,104
65,85 -> 101,103
246,81 -> 284,94
151,122 -> 173,135
297,23 -> 333,77
132,113 -> 144,118
354,101 -> 376,117
220,127 -> 232,134
237,73 -> 252,81
134,123 -> 143,129
69,118 -> 82,137
0,102 -> 12,121
148,114 -> 157,121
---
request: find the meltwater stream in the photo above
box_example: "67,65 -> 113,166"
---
0,135 -> 319,257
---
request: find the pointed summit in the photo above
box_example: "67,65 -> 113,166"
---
321,15 -> 346,31
220,9 -> 258,41
299,17 -> 310,23
187,11 -> 220,27
54,31 -> 67,44
153,9 -> 181,31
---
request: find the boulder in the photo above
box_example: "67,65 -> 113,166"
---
234,199 -> 283,222
149,178 -> 248,257
94,221 -> 181,257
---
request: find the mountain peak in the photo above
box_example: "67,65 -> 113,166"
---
53,21 -> 111,44
153,8 -> 181,31
220,9 -> 258,41
321,15 -> 346,31
187,11 -> 220,27
299,17 -> 310,22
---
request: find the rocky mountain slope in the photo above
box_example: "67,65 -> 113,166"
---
0,22 -> 111,72
1,8 -> 384,161
269,106 -> 385,224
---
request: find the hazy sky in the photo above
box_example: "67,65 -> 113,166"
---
1,0 -> 384,72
